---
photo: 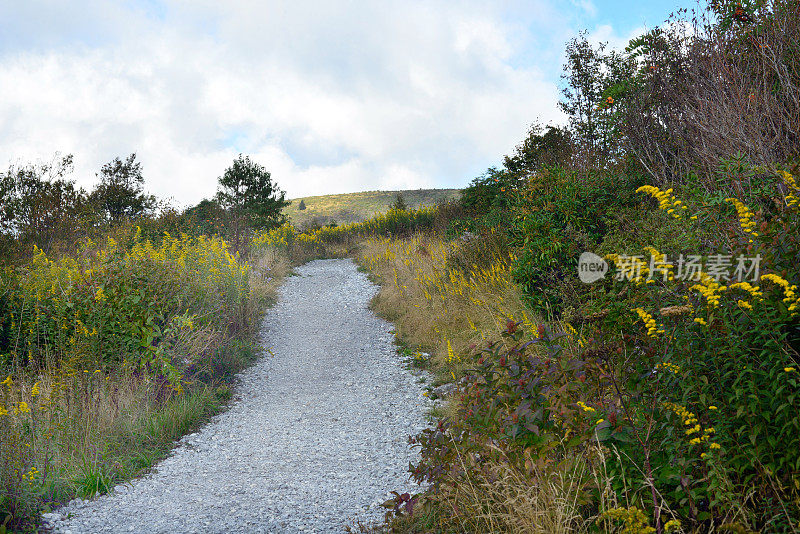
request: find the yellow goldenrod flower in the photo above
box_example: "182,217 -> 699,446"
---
779,170 -> 800,207
655,362 -> 681,374
637,185 -> 686,219
762,273 -> 789,288
634,308 -> 664,338
785,367 -> 796,373
762,274 -> 800,317
726,198 -> 759,238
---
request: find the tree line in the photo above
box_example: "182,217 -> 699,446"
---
463,0 -> 798,210
0,153 -> 289,262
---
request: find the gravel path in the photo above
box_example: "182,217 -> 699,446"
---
46,258 -> 432,533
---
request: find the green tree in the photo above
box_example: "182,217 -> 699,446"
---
182,199 -> 227,236
503,123 -> 573,177
89,153 -> 156,224
297,199 -> 306,210
390,193 -> 408,211
560,33 -> 635,165
1,154 -> 90,256
461,123 -> 574,213
216,154 -> 289,251
0,169 -> 15,236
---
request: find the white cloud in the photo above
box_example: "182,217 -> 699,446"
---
570,0 -> 598,18
0,0 -> 569,207
588,23 -> 646,52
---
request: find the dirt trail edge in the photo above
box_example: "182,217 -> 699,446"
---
47,258 -> 432,534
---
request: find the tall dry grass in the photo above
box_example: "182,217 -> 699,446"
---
357,230 -> 540,379
355,231 -> 636,533
423,448 -> 595,534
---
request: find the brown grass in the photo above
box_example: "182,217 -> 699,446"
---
354,232 -> 626,533
436,453 -> 592,534
357,231 -> 540,381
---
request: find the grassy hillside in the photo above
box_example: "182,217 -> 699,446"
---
283,189 -> 461,228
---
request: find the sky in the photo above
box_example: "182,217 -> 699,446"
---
0,0 -> 693,207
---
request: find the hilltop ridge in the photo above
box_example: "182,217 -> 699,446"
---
284,188 -> 461,227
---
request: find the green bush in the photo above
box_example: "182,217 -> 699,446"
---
508,168 -> 645,313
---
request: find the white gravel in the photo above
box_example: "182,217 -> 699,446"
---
45,258 -> 432,533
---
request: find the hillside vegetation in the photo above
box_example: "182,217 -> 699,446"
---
1,0 -> 798,533
0,156 -> 291,532
284,189 -> 461,228
256,2 -> 800,532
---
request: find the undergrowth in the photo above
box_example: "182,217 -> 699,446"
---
0,229 -> 288,532
352,164 -> 799,533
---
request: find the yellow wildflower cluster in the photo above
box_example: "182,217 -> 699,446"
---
598,506 -> 656,534
761,273 -> 800,316
13,401 -> 31,415
521,311 -> 539,338
634,308 -> 665,337
606,252 -> 665,285
636,185 -> 689,219
655,361 -> 681,374
690,273 -> 727,308
94,287 -> 107,302
564,322 -> 586,347
728,281 -> 763,299
361,235 -> 515,312
725,198 -> 759,241
21,466 -> 39,484
687,424 -> 716,446
779,170 -> 799,208
663,402 -> 720,453
577,401 -> 596,413
253,206 -> 438,251
4,231 -> 249,370
643,247 -> 675,282
445,339 -> 460,364
251,223 -> 297,248
358,232 -> 536,374
664,401 -> 696,426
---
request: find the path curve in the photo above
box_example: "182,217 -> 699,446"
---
49,259 -> 430,533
